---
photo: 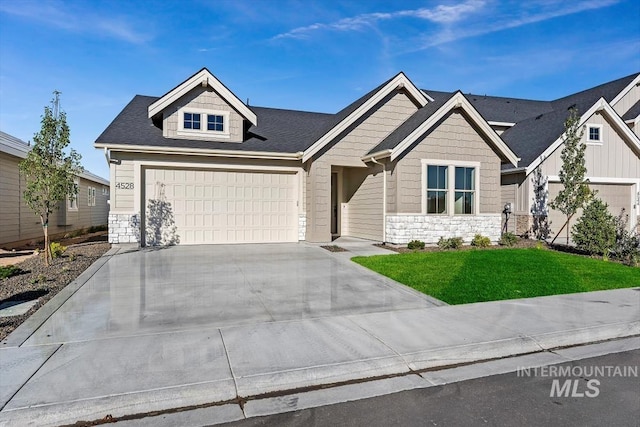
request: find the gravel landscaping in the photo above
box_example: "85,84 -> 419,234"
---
0,240 -> 111,341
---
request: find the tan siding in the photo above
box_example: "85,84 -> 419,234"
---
344,166 -> 384,241
395,110 -> 502,214
112,159 -> 135,211
0,152 -> 21,243
163,87 -> 244,142
613,83 -> 639,117
540,112 -> 640,179
306,89 -> 418,241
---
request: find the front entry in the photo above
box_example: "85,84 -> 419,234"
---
331,172 -> 339,236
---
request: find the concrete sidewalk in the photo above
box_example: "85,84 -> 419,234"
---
1,287 -> 638,426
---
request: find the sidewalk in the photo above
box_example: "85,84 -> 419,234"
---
1,283 -> 638,426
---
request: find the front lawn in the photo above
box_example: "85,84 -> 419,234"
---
352,248 -> 640,305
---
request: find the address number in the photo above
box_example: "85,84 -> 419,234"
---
115,182 -> 134,190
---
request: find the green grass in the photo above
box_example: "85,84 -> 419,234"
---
352,248 -> 640,305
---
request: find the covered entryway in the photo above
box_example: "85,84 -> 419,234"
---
144,168 -> 298,245
548,182 -> 634,240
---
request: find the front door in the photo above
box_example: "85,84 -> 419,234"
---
331,172 -> 339,236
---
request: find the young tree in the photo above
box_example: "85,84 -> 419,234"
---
530,164 -> 551,240
19,92 -> 82,265
572,198 -> 616,256
549,108 -> 592,245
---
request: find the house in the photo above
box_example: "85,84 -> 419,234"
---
95,68 -> 518,246
0,131 -> 110,247
425,74 -> 640,237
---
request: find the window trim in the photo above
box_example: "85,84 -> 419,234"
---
421,159 -> 480,216
88,186 -> 96,207
177,107 -> 230,138
68,177 -> 79,211
586,124 -> 603,144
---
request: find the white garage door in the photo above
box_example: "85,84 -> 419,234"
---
144,168 -> 298,245
548,183 -> 633,240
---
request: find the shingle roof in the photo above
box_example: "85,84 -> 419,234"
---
622,100 -> 640,121
96,95 -> 333,153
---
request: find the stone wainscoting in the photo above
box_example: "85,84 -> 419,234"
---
108,213 -> 140,244
298,214 -> 306,241
386,214 -> 502,245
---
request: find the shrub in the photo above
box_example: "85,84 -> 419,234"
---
49,242 -> 67,259
438,237 -> 463,250
572,198 -> 616,256
499,232 -> 518,247
407,240 -> 425,250
611,209 -> 640,266
471,234 -> 491,248
0,265 -> 23,279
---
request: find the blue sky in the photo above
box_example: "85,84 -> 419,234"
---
1,0 -> 638,179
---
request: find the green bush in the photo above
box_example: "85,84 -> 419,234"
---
572,198 -> 616,256
611,209 -> 640,266
499,232 -> 518,247
49,242 -> 67,259
407,240 -> 425,250
471,234 -> 491,248
0,265 -> 23,279
87,225 -> 108,233
438,237 -> 463,250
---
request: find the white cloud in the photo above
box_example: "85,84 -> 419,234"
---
272,0 -> 486,40
0,1 -> 151,44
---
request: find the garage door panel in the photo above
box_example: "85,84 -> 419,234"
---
145,168 -> 297,245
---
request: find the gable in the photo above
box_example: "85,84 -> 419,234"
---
612,78 -> 640,117
538,110 -> 640,179
162,86 -> 245,143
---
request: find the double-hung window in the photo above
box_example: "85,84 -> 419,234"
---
207,114 -> 224,132
183,112 -> 201,130
88,186 -> 96,207
424,161 -> 478,215
68,177 -> 79,210
177,107 -> 230,137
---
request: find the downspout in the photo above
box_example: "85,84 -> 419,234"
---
103,147 -> 110,165
369,156 -> 386,244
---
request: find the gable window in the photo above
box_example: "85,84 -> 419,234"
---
183,112 -> 201,130
454,167 -> 475,214
426,165 -> 448,214
423,160 -> 479,216
587,124 -> 602,143
207,114 -> 224,132
88,186 -> 96,207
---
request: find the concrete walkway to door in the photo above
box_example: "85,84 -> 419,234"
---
0,242 -> 638,426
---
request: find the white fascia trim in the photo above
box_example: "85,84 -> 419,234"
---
421,90 -> 435,102
0,142 -> 28,158
94,143 -> 303,160
501,167 -> 527,175
488,121 -> 516,127
390,92 -> 519,166
302,73 -> 428,163
526,98 -> 640,175
610,74 -> 640,107
148,68 -> 257,126
362,149 -> 392,161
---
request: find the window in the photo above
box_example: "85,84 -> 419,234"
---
207,114 -> 224,132
587,125 -> 602,143
424,161 -> 479,216
68,178 -> 79,210
454,167 -> 475,214
88,186 -> 96,207
426,165 -> 448,214
183,112 -> 201,130
102,186 -> 109,196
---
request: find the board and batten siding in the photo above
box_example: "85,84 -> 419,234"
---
539,112 -> 640,179
612,83 -> 639,118
163,86 -> 244,142
393,110 -> 502,214
305,89 -> 419,242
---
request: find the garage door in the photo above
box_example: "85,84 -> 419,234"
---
144,168 -> 298,245
548,183 -> 633,241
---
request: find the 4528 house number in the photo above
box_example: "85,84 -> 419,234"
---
115,182 -> 134,190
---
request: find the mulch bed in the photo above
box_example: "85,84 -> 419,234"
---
0,240 -> 111,341
321,245 -> 349,252
376,238 -> 540,254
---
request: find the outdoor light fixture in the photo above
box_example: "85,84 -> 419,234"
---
502,203 -> 512,235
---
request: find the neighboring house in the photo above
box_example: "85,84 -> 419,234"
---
425,74 -> 640,237
0,131 -> 110,247
95,68 -> 518,246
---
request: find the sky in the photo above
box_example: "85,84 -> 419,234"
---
0,0 -> 638,179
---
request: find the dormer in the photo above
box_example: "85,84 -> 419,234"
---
148,68 -> 257,143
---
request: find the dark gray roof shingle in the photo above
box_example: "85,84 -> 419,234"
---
622,100 -> 640,121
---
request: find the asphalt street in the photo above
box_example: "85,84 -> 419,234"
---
219,349 -> 640,427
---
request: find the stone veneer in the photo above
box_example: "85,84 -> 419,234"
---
108,213 -> 140,244
385,214 -> 502,245
299,214 -> 306,241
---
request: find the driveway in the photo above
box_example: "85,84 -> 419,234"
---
21,243 -> 436,346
